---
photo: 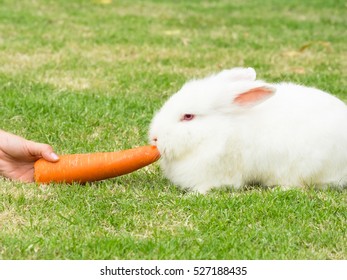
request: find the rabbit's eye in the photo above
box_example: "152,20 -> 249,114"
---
182,114 -> 195,121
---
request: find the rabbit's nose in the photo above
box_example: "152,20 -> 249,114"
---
151,137 -> 158,145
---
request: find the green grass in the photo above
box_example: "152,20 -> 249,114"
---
0,0 -> 346,259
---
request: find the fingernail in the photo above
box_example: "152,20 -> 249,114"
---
51,152 -> 59,161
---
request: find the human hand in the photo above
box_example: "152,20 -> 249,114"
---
0,130 -> 59,182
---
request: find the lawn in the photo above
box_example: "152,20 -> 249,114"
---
0,0 -> 346,259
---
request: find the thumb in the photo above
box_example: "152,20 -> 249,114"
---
29,142 -> 60,162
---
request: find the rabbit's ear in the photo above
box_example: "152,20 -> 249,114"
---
233,86 -> 276,106
217,67 -> 256,81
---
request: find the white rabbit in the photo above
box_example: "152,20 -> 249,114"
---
149,67 -> 347,193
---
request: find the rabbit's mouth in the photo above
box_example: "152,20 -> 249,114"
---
150,138 -> 157,146
152,143 -> 171,161
155,145 -> 167,158
149,136 -> 180,161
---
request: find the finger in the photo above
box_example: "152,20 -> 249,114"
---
29,142 -> 60,162
42,150 -> 60,162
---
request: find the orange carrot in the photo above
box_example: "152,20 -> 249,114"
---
34,145 -> 160,184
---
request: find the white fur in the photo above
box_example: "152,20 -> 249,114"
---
149,67 -> 347,193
